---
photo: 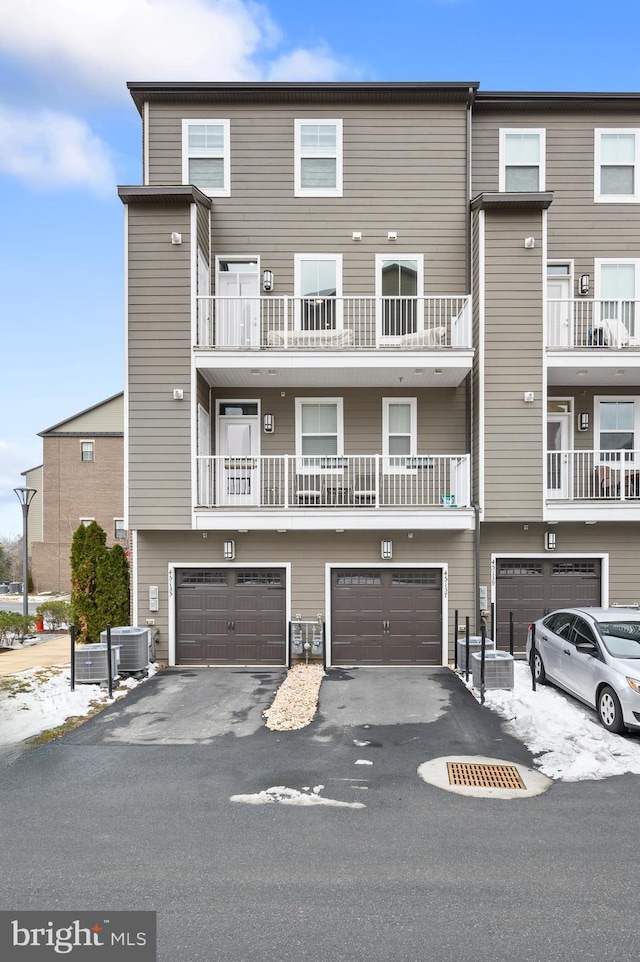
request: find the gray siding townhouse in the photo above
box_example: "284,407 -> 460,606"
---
120,82 -> 640,667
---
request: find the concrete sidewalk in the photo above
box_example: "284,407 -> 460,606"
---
0,635 -> 71,677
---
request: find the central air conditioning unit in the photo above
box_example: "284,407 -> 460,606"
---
74,643 -> 121,684
100,626 -> 152,673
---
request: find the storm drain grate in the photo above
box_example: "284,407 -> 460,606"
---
447,762 -> 526,790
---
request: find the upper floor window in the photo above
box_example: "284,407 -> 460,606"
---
595,129 -> 640,202
295,398 -> 344,458
499,129 -> 545,192
595,397 -> 638,464
383,398 -> 417,470
295,120 -> 343,197
182,120 -> 230,196
80,441 -> 94,462
114,519 -> 126,540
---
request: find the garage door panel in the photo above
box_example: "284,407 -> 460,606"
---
496,559 -> 601,654
176,568 -> 286,665
331,568 -> 442,666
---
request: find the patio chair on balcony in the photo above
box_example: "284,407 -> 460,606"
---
595,464 -> 620,497
295,476 -> 322,505
353,477 -> 376,505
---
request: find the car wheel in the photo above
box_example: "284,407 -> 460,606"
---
531,650 -> 547,685
598,686 -> 626,734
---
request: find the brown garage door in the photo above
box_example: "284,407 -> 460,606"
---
331,568 -> 442,665
496,558 -> 601,653
176,568 -> 286,665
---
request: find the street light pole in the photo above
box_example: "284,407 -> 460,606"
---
13,487 -> 36,619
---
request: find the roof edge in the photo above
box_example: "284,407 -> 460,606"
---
38,392 -> 124,437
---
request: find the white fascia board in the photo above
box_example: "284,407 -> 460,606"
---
193,509 -> 476,532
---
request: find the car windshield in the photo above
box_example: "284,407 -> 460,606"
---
596,621 -> 640,658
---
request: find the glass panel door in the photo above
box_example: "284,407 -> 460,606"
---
599,262 -> 636,340
217,413 -> 260,505
215,260 -> 259,347
297,258 -> 338,331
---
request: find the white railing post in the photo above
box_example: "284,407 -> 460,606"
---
284,455 -> 289,509
374,454 -> 380,507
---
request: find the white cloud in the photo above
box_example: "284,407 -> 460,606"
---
0,0 -> 349,95
0,107 -> 115,194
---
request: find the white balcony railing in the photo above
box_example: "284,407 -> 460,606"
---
196,454 -> 470,509
196,296 -> 471,350
547,299 -> 640,349
547,449 -> 640,501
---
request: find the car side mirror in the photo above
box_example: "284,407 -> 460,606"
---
575,641 -> 597,656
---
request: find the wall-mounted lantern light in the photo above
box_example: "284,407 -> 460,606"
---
263,413 -> 274,433
381,540 -> 393,560
223,540 -> 235,560
262,270 -> 274,292
545,531 -> 556,551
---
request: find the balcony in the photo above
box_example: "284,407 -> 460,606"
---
546,448 -> 640,521
195,295 -> 473,389
197,295 -> 471,350
547,299 -> 640,349
193,454 -> 473,531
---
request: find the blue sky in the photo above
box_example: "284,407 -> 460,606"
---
1,0 -> 640,535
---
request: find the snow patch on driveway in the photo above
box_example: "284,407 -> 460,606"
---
230,785 -> 365,808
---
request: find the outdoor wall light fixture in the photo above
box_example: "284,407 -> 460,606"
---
545,531 -> 556,551
170,232 -> 182,245
524,237 -> 535,249
381,540 -> 393,560
262,270 -> 274,292
223,540 -> 235,560
579,274 -> 590,295
263,413 -> 274,433
578,412 -> 589,431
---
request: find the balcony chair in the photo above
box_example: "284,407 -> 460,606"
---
595,464 -> 620,497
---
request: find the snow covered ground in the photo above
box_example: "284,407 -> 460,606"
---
463,661 -> 640,781
0,664 -> 157,748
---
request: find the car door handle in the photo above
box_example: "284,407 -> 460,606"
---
563,647 -> 571,656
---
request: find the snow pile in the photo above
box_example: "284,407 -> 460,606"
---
230,784 -> 365,808
464,661 -> 640,781
263,663 -> 325,731
0,664 -> 158,747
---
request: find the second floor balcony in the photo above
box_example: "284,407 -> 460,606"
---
196,295 -> 472,351
547,299 -> 640,350
547,448 -> 640,520
194,453 -> 472,531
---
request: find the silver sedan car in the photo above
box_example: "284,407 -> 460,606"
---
526,607 -> 640,734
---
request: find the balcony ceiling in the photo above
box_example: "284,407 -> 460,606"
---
547,353 -> 640,387
197,351 -> 473,389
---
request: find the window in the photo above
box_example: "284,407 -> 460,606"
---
595,397 -> 638,463
595,129 -> 640,202
114,519 -> 126,540
80,441 -> 94,462
182,119 -> 230,196
595,259 -> 639,342
295,398 -> 344,460
383,398 -> 417,469
294,254 -> 342,330
295,120 -> 343,197
80,518 -> 94,527
376,255 -> 424,337
499,129 -> 545,192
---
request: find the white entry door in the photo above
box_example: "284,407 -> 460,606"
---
216,260 -> 260,347
217,413 -> 260,506
547,412 -> 571,499
547,269 -> 572,347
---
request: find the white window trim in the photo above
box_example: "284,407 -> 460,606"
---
295,397 -> 344,472
382,398 -> 417,474
594,128 -> 640,203
294,119 -> 343,197
499,128 -> 546,192
182,119 -> 230,197
595,257 -> 640,297
80,439 -> 95,462
594,395 -> 640,466
294,253 -> 343,330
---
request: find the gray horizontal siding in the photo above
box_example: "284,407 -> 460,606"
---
473,109 -> 640,281
136,528 -> 475,663
483,210 -> 544,520
148,101 -> 469,296
127,204 -> 193,528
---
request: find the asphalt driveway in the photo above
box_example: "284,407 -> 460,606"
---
3,665 -> 639,962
